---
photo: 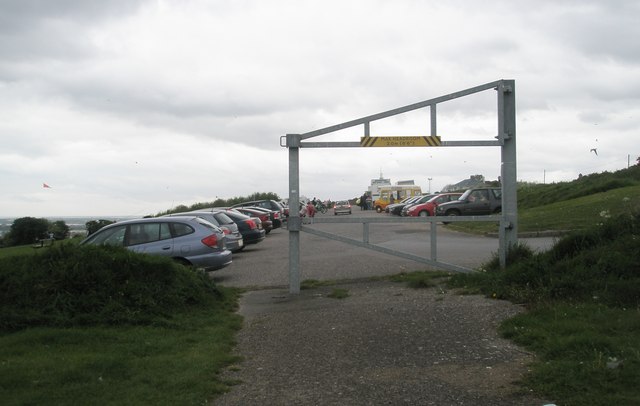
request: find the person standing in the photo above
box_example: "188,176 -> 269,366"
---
306,200 -> 316,223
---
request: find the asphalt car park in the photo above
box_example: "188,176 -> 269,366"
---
212,210 -> 555,288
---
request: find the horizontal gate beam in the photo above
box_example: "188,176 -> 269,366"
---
298,80 -> 503,140
300,225 -> 473,273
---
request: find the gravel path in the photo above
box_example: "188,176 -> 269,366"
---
213,280 -> 551,405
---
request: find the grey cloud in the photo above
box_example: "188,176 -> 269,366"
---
533,1 -> 640,64
0,0 -> 144,64
0,0 -> 143,32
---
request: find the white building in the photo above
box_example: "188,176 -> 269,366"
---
368,173 -> 391,200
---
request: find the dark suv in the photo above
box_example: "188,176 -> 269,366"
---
436,187 -> 502,217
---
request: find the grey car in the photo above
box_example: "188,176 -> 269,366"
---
333,200 -> 352,215
80,216 -> 232,271
167,211 -> 244,252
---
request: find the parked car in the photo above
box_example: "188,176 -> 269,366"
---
333,200 -> 352,215
80,216 -> 232,271
212,209 -> 266,245
385,196 -> 420,214
166,211 -> 244,252
234,207 -> 274,234
239,206 -> 282,229
278,200 -> 290,219
384,196 -> 418,213
231,200 -> 286,221
436,187 -> 502,219
399,194 -> 437,216
405,193 -> 464,217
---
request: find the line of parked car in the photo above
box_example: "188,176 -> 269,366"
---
80,199 -> 288,272
80,190 -> 503,272
383,187 -> 502,218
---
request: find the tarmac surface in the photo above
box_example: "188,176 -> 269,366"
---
211,213 -> 556,405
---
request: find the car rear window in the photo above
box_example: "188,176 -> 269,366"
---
171,221 -> 194,237
195,213 -> 220,226
194,217 -> 219,232
213,212 -> 234,225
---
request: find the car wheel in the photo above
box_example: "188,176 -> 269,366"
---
376,206 -> 382,213
443,209 -> 460,225
418,211 -> 428,217
174,258 -> 193,268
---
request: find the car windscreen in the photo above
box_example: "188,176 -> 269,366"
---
84,224 -> 126,246
459,190 -> 472,200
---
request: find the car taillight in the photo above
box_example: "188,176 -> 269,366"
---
260,214 -> 268,222
201,234 -> 218,247
273,212 -> 280,219
245,219 -> 257,230
221,226 -> 230,235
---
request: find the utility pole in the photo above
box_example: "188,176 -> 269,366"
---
428,177 -> 432,193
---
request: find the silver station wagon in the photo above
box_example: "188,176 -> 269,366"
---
81,216 -> 232,271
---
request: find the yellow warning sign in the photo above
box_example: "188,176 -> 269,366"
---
360,136 -> 442,147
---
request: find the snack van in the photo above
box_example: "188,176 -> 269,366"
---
373,185 -> 422,212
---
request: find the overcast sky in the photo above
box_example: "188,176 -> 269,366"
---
1,0 -> 638,217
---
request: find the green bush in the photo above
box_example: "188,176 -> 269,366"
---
449,212 -> 640,308
0,244 -> 222,330
6,217 -> 50,246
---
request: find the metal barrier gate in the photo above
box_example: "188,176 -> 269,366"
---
282,80 -> 517,294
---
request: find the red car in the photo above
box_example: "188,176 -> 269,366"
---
405,193 -> 463,217
234,207 -> 274,234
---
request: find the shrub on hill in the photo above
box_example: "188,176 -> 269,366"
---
156,191 -> 281,216
449,210 -> 640,308
0,244 -> 222,330
518,165 -> 640,209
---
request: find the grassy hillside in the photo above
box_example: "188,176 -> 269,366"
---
449,166 -> 640,234
517,165 -> 640,209
519,185 -> 640,232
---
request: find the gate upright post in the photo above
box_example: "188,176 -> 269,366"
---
498,80 -> 518,268
287,134 -> 301,294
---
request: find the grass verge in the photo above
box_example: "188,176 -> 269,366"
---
327,288 -> 349,299
0,244 -> 244,404
445,211 -> 640,405
499,303 -> 640,405
0,287 -> 243,405
388,270 -> 451,289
